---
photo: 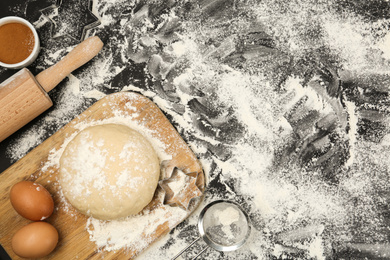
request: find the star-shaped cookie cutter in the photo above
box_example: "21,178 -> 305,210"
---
40,0 -> 100,42
158,160 -> 203,210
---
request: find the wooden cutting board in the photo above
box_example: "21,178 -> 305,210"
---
0,92 -> 205,259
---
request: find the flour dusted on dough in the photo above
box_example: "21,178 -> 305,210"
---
59,123 -> 160,220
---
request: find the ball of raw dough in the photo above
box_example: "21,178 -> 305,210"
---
59,124 -> 160,220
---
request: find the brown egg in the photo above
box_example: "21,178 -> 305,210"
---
12,222 -> 59,258
10,181 -> 54,221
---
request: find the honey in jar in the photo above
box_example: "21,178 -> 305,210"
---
0,22 -> 35,64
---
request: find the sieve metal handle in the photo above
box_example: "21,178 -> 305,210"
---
191,246 -> 208,260
172,236 -> 201,260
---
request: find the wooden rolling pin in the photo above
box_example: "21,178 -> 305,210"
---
0,36 -> 103,142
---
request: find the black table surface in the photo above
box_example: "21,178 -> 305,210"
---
2,1 -> 390,260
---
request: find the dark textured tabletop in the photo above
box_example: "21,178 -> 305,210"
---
2,0 -> 390,259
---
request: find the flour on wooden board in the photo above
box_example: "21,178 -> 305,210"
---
40,103 -> 183,251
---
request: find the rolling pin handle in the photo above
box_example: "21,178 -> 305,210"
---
35,36 -> 104,93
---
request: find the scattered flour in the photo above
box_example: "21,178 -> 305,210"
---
3,0 -> 390,259
86,205 -> 187,252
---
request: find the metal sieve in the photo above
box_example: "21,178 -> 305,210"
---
172,200 -> 251,260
